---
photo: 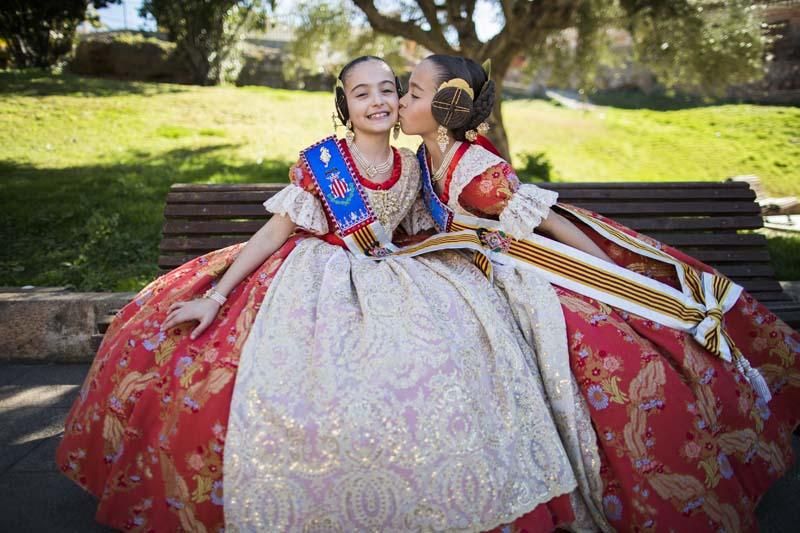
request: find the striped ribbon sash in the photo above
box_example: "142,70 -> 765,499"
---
414,145 -> 771,402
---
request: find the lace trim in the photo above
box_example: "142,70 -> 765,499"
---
498,183 -> 558,239
493,268 -> 609,532
447,144 -> 506,213
263,184 -> 329,235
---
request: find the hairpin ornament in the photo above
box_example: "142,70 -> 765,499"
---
437,78 -> 474,99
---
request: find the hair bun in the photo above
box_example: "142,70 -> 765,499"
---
467,79 -> 495,129
431,85 -> 474,129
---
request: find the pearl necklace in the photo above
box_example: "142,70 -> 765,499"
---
348,140 -> 393,179
432,141 -> 462,183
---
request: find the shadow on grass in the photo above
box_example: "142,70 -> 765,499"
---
764,231 -> 800,281
0,69 -> 190,98
587,89 -> 719,110
1,145 -> 290,291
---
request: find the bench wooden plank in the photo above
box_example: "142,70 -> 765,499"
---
564,202 -> 761,216
162,220 -> 265,235
604,216 -> 764,231
646,234 -> 767,247
156,181 -> 799,328
167,181 -> 754,191
737,279 -> 787,293
170,183 -> 285,192
165,187 -> 758,204
164,204 -> 268,218
160,236 -> 248,251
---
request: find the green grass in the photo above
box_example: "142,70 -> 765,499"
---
2,70 -> 799,290
762,229 -> 800,281
505,99 -> 800,196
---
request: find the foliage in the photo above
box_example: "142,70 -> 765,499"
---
624,0 -> 767,95
1,71 -> 798,289
0,0 -> 120,68
349,0 -> 771,158
516,151 -> 553,182
140,0 -> 272,85
520,0 -> 768,95
283,2 -> 407,84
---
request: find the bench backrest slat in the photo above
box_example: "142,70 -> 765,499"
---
160,181 -> 798,327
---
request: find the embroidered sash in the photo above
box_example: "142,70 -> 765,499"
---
301,137 -> 495,270
301,137 -> 397,257
415,145 -> 771,403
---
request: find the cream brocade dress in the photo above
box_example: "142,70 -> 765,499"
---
223,147 -> 578,531
437,145 -> 612,531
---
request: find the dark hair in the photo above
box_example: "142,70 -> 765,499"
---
334,55 -> 403,124
425,54 -> 495,141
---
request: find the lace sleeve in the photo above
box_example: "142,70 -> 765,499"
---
262,161 -> 329,235
498,184 -> 558,240
457,162 -> 557,239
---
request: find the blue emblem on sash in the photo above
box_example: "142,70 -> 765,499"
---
301,137 -> 374,235
417,144 -> 453,232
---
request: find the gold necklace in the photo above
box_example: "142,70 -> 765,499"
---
348,140 -> 393,179
431,141 -> 462,183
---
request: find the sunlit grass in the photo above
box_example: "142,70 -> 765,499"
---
2,70 -> 798,290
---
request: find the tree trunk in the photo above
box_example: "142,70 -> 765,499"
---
487,76 -> 510,161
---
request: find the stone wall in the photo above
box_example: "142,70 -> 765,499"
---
0,288 -> 134,362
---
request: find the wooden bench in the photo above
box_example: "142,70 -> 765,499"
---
728,175 -> 800,216
155,181 -> 800,328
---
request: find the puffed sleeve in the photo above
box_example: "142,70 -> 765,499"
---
457,162 -> 558,239
263,160 -> 329,235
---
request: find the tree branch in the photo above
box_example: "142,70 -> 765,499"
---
445,0 -> 480,54
351,0 -> 455,54
483,0 -> 578,62
417,0 -> 444,37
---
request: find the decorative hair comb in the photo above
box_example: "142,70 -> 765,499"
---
437,78 -> 474,99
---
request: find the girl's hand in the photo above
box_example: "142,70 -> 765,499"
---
161,298 -> 221,339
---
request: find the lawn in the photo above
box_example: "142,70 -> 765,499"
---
1,70 -> 798,290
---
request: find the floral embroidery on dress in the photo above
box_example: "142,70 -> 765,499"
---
444,145 -> 558,238
56,237 -> 303,531
443,144 -> 800,531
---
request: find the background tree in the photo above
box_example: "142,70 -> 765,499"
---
283,2 -> 407,87
0,0 -> 120,68
350,0 -> 768,158
140,0 -> 273,85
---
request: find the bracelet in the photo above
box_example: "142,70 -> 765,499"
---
203,288 -> 227,306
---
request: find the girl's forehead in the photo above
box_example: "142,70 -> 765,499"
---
410,61 -> 437,90
344,60 -> 394,88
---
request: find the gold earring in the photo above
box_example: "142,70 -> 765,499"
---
331,112 -> 339,135
345,119 -> 355,143
393,122 -> 400,140
436,125 -> 449,153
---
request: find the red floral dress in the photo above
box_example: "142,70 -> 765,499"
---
54,237 -> 301,531
54,155 -> 334,531
444,143 -> 800,532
